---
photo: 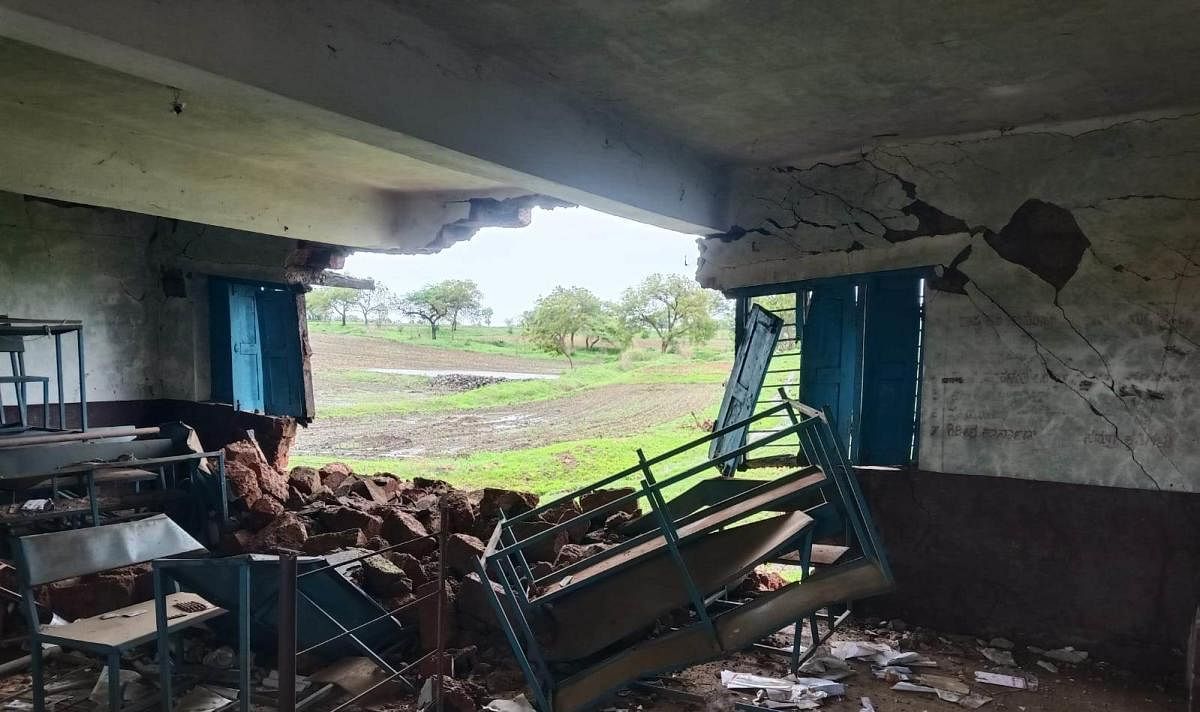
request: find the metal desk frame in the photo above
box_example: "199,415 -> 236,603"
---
0,318 -> 87,433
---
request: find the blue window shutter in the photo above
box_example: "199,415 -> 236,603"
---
256,287 -> 307,418
858,274 -> 923,465
710,305 -> 784,473
228,284 -> 265,413
799,281 -> 861,456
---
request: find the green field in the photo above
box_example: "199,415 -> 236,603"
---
295,321 -> 736,500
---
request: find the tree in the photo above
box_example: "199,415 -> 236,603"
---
395,282 -> 458,339
308,287 -> 357,325
350,286 -> 392,327
440,279 -> 483,333
525,287 -> 595,367
595,301 -> 633,350
619,274 -> 721,352
478,307 -> 494,326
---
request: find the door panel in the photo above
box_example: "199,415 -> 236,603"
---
228,284 -> 265,413
799,282 -> 861,455
257,287 -> 307,418
710,304 -> 784,474
858,274 -> 923,465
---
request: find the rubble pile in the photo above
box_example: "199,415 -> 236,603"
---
429,374 -> 509,391
213,439 -> 656,708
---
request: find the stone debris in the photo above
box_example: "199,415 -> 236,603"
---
1036,659 -> 1059,673
1033,645 -> 1089,664
978,646 -> 1016,666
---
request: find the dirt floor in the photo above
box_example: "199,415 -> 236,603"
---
310,331 -> 567,375
624,621 -> 1185,712
299,382 -> 719,458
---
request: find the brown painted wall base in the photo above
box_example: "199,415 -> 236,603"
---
854,467 -> 1200,676
3,399 -> 297,469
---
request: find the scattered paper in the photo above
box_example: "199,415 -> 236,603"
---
175,687 -> 235,712
831,640 -> 931,667
20,499 -> 52,512
918,674 -> 971,695
797,655 -> 853,681
720,670 -> 843,706
88,668 -> 141,710
484,694 -> 537,712
859,697 -> 875,712
1036,660 -> 1058,674
974,671 -> 1036,690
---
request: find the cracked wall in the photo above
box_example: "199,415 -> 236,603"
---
699,111 -> 1200,492
0,191 -> 306,406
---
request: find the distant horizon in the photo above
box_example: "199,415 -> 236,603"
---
337,206 -> 704,322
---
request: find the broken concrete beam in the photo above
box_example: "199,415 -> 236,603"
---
362,555 -> 413,597
478,488 -> 539,519
319,506 -> 383,537
445,534 -> 486,577
304,529 -> 368,555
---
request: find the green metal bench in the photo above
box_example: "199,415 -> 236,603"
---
13,514 -> 223,712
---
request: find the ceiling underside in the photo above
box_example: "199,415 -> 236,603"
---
0,38 -> 505,195
403,0 -> 1200,164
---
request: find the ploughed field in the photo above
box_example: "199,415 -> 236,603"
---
294,327 -> 732,480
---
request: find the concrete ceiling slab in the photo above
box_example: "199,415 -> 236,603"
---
401,0 -> 1200,164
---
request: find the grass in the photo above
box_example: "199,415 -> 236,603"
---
290,415 -> 719,501
317,351 -> 732,418
309,321 -> 735,366
309,322 -> 611,364
297,322 -> 740,502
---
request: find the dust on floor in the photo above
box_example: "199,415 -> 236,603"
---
632,622 -> 1183,711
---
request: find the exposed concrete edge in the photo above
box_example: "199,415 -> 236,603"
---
0,3 -> 726,236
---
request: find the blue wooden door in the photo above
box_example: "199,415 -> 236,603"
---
709,304 -> 783,474
799,281 -> 861,456
228,284 -> 265,413
257,286 -> 307,417
858,274 -> 923,465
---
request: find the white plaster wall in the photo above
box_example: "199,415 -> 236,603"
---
698,111 -> 1200,492
0,192 -> 298,405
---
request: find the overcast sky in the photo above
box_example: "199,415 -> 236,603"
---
342,206 -> 704,322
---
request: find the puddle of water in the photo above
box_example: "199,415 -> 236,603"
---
366,367 -> 559,380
